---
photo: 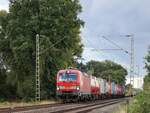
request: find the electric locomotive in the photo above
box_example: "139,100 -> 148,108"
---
56,68 -> 92,102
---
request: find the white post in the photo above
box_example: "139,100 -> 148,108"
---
36,34 -> 40,101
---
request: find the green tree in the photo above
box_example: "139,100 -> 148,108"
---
85,60 -> 127,84
128,47 -> 150,113
0,10 -> 11,101
128,91 -> 150,113
0,0 -> 83,100
144,46 -> 150,90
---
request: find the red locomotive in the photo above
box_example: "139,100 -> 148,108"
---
56,69 -> 92,101
56,68 -> 125,102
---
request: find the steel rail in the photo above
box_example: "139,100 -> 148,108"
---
0,98 -> 129,113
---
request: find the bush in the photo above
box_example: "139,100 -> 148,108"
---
128,90 -> 150,113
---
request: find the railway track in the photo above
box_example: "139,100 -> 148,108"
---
50,98 -> 127,113
64,100 -> 123,113
0,98 -> 129,113
0,103 -> 63,113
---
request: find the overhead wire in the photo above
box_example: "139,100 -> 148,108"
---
101,36 -> 131,55
84,37 -> 109,60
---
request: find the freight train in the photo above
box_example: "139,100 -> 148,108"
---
56,68 -> 125,102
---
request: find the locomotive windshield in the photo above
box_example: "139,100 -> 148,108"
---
59,73 -> 77,81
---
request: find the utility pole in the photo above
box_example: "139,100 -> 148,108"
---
101,35 -> 135,96
125,34 -> 134,96
36,34 -> 40,101
130,35 -> 134,94
35,35 -> 68,101
137,65 -> 140,88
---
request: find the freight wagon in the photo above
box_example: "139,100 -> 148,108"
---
116,84 -> 125,97
98,78 -> 106,99
91,76 -> 100,100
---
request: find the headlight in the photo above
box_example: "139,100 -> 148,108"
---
76,86 -> 80,90
57,87 -> 59,90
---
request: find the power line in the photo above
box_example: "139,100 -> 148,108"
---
85,38 -> 108,60
91,48 -> 123,51
101,36 -> 131,55
84,38 -> 126,62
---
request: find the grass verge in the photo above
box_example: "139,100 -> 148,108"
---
113,103 -> 128,113
0,99 -> 59,108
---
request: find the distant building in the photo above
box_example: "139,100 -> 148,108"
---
126,76 -> 144,89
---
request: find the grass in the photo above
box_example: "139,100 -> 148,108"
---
0,99 -> 59,108
113,103 -> 127,113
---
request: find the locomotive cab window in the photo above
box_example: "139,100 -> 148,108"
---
59,73 -> 77,81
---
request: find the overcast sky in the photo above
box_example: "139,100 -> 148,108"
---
79,0 -> 150,77
0,0 -> 150,77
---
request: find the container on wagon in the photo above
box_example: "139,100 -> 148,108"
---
106,81 -> 110,94
116,84 -> 123,95
116,84 -> 121,95
91,76 -> 100,95
111,81 -> 116,95
80,72 -> 91,94
120,84 -> 125,96
99,78 -> 106,94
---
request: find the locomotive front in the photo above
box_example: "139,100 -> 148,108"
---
56,69 -> 80,101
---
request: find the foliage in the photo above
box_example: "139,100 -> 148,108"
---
84,60 -> 127,84
144,46 -> 150,90
125,84 -> 133,96
128,47 -> 150,113
143,74 -> 150,90
145,47 -> 150,74
0,0 -> 83,100
128,90 -> 150,113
